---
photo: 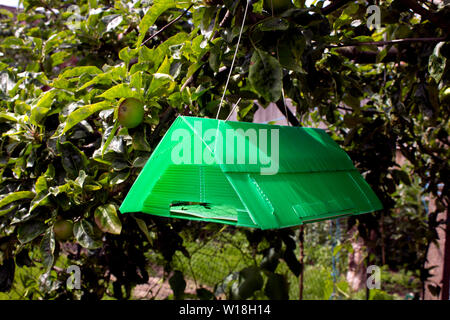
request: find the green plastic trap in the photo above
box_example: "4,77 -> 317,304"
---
120,116 -> 382,229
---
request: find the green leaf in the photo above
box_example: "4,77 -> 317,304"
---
259,17 -> 289,31
73,219 -> 102,250
277,33 -> 305,72
429,42 -> 447,83
427,284 -> 441,297
169,270 -> 186,299
132,127 -> 151,152
94,204 -> 122,235
78,73 -> 112,91
0,258 -> 15,292
102,121 -> 120,157
134,217 -> 153,243
0,205 -> 17,217
97,84 -> 142,100
109,170 -> 130,185
136,0 -> 179,47
0,62 -> 8,72
119,47 -> 139,65
148,56 -> 174,96
260,248 -> 280,272
196,288 -> 214,300
0,112 -> 18,122
106,15 -> 123,33
352,35 -> 374,42
59,66 -> 103,79
132,156 -> 150,168
283,249 -> 302,277
264,273 -> 289,300
392,169 -> 412,186
17,220 -> 47,244
40,228 -> 55,273
377,47 -> 388,63
29,192 -> 51,212
249,49 -> 283,102
30,90 -> 56,125
50,51 -> 72,67
56,141 -> 89,178
59,101 -> 113,136
232,267 -> 264,299
0,8 -> 14,18
0,191 -> 35,209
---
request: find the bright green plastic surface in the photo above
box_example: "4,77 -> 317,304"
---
120,116 -> 382,229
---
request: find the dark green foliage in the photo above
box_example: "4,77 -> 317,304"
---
0,0 -> 448,300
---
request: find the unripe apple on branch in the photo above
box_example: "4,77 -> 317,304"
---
118,98 -> 145,129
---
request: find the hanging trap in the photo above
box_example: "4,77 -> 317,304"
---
120,1 -> 381,229
120,116 -> 382,229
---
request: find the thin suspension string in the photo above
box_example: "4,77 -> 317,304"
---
225,98 -> 242,121
281,88 -> 290,126
329,218 -> 341,300
276,45 -> 290,126
329,220 -> 336,300
215,0 -> 250,120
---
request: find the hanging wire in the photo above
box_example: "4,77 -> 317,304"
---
215,0 -> 251,119
280,85 -> 290,126
275,44 -> 290,126
329,218 -> 341,300
225,98 -> 242,121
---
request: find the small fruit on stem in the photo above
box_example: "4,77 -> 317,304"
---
53,219 -> 73,241
118,98 -> 145,128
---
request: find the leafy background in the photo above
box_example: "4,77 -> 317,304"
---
0,0 -> 448,299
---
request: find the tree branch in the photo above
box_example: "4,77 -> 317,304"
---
181,9 -> 232,91
398,0 -> 450,34
39,0 -> 59,18
142,4 -> 194,46
329,36 -> 447,48
335,47 -> 400,63
275,100 -> 301,126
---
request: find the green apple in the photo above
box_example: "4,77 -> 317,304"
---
118,98 -> 145,129
53,219 -> 73,241
263,0 -> 293,14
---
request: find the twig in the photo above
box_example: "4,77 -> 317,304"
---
328,37 -> 447,48
180,9 -> 232,91
142,4 -> 194,46
299,225 -> 304,300
398,0 -> 450,34
275,100 -> 301,127
39,0 -> 59,18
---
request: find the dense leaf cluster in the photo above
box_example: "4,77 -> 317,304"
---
0,0 -> 448,299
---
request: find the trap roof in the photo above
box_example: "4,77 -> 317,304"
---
120,116 -> 382,229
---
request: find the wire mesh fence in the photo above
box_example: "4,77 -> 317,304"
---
136,219 -> 348,300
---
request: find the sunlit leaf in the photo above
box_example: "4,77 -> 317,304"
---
94,204 -> 122,235
40,228 -> 55,273
58,101 -> 113,136
0,191 -> 35,209
17,220 -> 47,244
73,219 -> 102,250
136,0 -> 179,47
